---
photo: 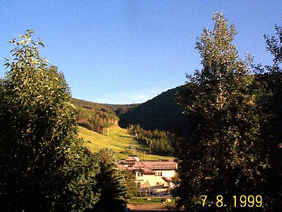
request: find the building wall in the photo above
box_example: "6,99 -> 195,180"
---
135,169 -> 176,187
161,170 -> 175,178
142,175 -> 168,187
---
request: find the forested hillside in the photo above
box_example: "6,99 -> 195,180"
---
71,98 -> 119,134
78,125 -> 172,160
72,97 -> 179,156
118,86 -> 191,136
72,88 -> 191,138
103,103 -> 139,117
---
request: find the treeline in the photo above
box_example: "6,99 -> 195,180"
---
76,106 -> 118,135
72,98 -> 119,135
102,103 -> 139,117
128,125 -> 175,155
118,86 -> 191,137
0,30 -> 131,211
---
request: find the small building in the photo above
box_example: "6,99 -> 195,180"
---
119,156 -> 177,194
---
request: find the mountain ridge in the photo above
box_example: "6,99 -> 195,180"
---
118,85 -> 190,136
72,85 -> 190,137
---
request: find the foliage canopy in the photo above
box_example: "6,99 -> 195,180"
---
0,30 -> 127,212
175,13 -> 273,211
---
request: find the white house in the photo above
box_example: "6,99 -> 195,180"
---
119,156 -> 177,193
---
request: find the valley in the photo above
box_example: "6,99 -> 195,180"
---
78,125 -> 173,161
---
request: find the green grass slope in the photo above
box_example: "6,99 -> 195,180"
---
78,125 -> 172,161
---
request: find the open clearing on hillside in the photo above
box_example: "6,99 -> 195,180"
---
78,126 -> 173,160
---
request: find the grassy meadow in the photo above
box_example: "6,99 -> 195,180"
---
78,125 -> 173,161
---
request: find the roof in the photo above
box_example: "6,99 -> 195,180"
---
125,156 -> 140,161
141,161 -> 177,170
119,158 -> 177,174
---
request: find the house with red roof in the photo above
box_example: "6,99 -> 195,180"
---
119,156 -> 177,194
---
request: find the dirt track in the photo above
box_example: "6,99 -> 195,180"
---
127,203 -> 168,211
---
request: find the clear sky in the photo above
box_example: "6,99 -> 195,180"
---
0,0 -> 281,104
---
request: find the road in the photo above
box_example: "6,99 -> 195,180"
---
127,203 -> 168,211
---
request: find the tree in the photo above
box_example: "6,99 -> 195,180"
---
91,149 -> 127,212
175,13 -> 270,211
0,30 -> 101,211
253,25 -> 282,211
121,169 -> 139,199
261,26 -> 282,143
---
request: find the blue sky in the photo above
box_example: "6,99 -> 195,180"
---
0,0 -> 281,104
